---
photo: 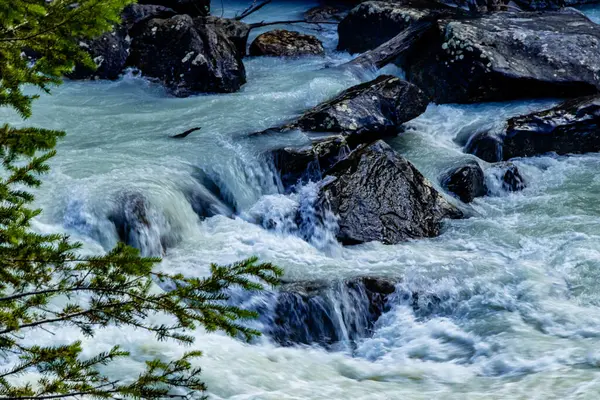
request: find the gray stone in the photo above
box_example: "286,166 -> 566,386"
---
249,30 -> 324,57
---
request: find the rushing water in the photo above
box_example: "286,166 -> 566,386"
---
3,2 -> 600,399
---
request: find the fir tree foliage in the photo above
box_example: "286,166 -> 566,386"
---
0,1 -> 283,399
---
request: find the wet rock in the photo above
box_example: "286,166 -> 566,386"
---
272,135 -> 350,189
195,17 -> 250,57
137,0 -> 209,16
109,193 -> 167,256
128,14 -> 245,96
499,162 -> 526,192
464,131 -> 503,163
122,4 -> 176,29
337,2 -> 430,54
69,27 -> 129,80
249,30 -> 324,57
187,169 -> 236,219
293,75 -> 429,139
513,0 -> 598,10
503,96 -> 600,160
268,76 -> 429,189
319,140 -> 462,245
270,276 -> 398,347
305,5 -> 348,22
440,161 -> 486,203
405,10 -> 600,103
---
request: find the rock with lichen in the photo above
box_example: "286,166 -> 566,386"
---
249,29 -> 325,57
405,10 -> 600,103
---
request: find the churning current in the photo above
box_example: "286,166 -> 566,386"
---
3,1 -> 600,399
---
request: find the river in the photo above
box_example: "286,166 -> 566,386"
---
3,1 -> 600,399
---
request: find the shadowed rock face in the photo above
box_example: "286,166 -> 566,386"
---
441,161 -> 486,203
249,30 -> 325,57
270,277 -> 398,347
338,2 -> 430,54
319,140 -> 462,245
405,10 -> 600,103
503,96 -> 600,160
128,14 -> 246,96
305,5 -> 348,22
122,4 -> 177,29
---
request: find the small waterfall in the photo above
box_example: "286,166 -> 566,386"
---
263,277 -> 398,350
242,180 -> 340,251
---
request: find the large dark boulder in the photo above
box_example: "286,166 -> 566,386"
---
137,0 -> 209,16
269,276 -> 397,347
440,161 -> 486,203
195,17 -> 250,57
503,96 -> 600,159
338,2 -> 430,54
69,27 -> 129,80
272,135 -> 349,189
305,5 -> 349,22
293,75 -> 429,140
319,140 -> 462,245
268,75 -> 429,189
466,96 -> 600,161
128,15 -> 246,96
249,30 -> 325,57
405,10 -> 600,103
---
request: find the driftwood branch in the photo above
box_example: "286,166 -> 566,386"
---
342,20 -> 435,70
170,127 -> 201,139
248,19 -> 338,30
235,0 -> 273,21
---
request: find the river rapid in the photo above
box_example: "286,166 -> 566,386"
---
3,2 -> 600,399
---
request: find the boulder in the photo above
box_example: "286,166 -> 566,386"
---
319,140 -> 462,245
337,2 -> 430,54
503,96 -> 600,159
195,17 -> 250,57
249,30 -> 324,57
272,136 -> 349,189
69,27 -> 129,80
128,14 -> 246,96
122,4 -> 177,29
405,10 -> 600,103
270,276 -> 398,347
268,75 -> 429,189
513,0 -> 599,10
440,161 -> 486,203
467,96 -> 600,161
137,0 -> 209,16
293,75 -> 429,140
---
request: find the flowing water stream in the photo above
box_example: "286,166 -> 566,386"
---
3,2 -> 600,399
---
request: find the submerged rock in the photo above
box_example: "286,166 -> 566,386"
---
498,162 -> 526,192
464,131 -> 503,163
503,96 -> 600,159
128,14 -> 245,96
405,10 -> 600,103
338,2 -> 430,54
270,276 -> 398,347
137,0 -> 209,17
249,30 -> 325,57
70,27 -> 129,80
319,140 -> 462,245
441,161 -> 486,203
